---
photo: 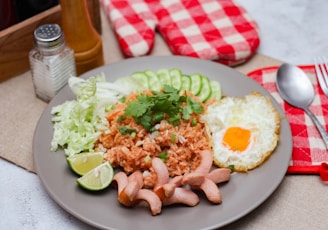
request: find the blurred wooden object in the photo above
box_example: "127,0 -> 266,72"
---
87,0 -> 102,35
0,0 -> 101,82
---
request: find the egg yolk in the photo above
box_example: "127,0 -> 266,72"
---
222,127 -> 251,152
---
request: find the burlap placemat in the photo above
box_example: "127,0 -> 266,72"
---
0,10 -> 283,173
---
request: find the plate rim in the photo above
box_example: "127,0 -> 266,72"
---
33,55 -> 292,229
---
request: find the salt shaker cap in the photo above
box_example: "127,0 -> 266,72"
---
34,24 -> 65,50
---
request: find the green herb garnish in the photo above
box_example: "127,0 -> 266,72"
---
228,164 -> 235,172
118,126 -> 137,135
158,151 -> 168,162
170,133 -> 176,143
120,85 -> 204,131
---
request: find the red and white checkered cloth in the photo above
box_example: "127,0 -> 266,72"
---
247,66 -> 328,177
101,0 -> 260,66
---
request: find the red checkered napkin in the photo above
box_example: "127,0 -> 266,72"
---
101,0 -> 260,66
247,66 -> 328,175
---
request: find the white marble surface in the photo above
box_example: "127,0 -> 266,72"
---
239,0 -> 328,65
237,0 -> 328,64
2,0 -> 328,229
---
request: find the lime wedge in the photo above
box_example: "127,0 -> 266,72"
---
67,152 -> 104,176
77,161 -> 114,191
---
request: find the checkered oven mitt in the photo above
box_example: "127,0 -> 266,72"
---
101,0 -> 260,66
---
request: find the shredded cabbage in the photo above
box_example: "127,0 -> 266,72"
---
50,74 -> 143,156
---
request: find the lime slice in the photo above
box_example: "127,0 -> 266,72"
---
77,161 -> 114,191
67,152 -> 104,176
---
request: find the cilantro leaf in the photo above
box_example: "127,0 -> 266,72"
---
168,114 -> 181,126
124,100 -> 148,117
121,85 -> 204,131
118,126 -> 136,135
190,99 -> 204,114
152,112 -> 165,123
182,96 -> 204,120
182,105 -> 193,120
158,151 -> 168,162
135,109 -> 152,130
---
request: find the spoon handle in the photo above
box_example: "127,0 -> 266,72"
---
304,107 -> 328,149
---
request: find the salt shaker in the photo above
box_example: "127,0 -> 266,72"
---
29,23 -> 76,102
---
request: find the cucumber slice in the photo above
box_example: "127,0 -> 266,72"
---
209,80 -> 222,100
179,75 -> 191,95
145,70 -> 162,91
130,72 -> 149,90
197,76 -> 211,102
156,68 -> 171,87
189,73 -> 202,95
169,68 -> 183,91
114,76 -> 145,93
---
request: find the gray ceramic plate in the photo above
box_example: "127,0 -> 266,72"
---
33,56 -> 292,230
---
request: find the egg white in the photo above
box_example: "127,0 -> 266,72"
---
201,92 -> 280,172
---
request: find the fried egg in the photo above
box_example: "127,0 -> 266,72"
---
201,92 -> 280,172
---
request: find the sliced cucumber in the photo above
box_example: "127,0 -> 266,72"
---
209,80 -> 222,100
169,68 -> 183,91
156,68 -> 171,87
130,68 -> 222,102
131,72 -> 149,90
114,76 -> 144,93
145,70 -> 162,91
189,73 -> 202,96
179,75 -> 191,95
197,76 -> 212,102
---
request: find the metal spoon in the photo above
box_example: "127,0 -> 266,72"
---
276,63 -> 328,148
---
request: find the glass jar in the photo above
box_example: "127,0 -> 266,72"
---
29,24 -> 76,102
